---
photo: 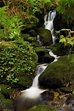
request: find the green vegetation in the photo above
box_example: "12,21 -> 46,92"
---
59,35 -> 74,47
56,0 -> 74,24
28,105 -> 57,111
0,40 -> 38,85
0,6 -> 24,40
39,54 -> 74,88
0,0 -> 74,111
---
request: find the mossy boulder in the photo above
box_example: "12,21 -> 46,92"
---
0,39 -> 38,88
39,54 -> 74,89
35,47 -> 47,63
48,43 -> 67,56
44,54 -> 54,63
28,105 -> 57,111
38,28 -> 52,46
35,47 -> 54,63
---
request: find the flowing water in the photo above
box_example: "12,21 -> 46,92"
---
44,10 -> 56,44
21,64 -> 48,99
20,10 -> 72,111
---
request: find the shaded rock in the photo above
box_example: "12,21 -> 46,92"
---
44,54 -> 54,63
53,13 -> 68,30
48,43 -> 66,56
60,29 -> 71,37
35,47 -> 54,63
28,29 -> 37,37
39,54 -> 74,89
38,28 -> 52,46
35,47 -> 47,63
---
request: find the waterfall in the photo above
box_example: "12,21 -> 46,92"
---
21,64 -> 48,99
20,10 -> 59,107
37,35 -> 42,46
47,49 -> 60,63
44,10 -> 56,44
32,64 -> 47,87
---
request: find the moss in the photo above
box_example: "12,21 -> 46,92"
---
0,92 -> 4,99
35,47 -> 47,63
44,54 -> 54,63
28,105 -> 57,111
0,39 -> 38,88
28,29 -> 37,36
38,28 -> 52,46
48,43 -> 67,56
0,85 -> 12,97
39,54 -> 74,89
35,47 -> 47,55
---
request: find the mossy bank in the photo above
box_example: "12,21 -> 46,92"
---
0,39 -> 38,88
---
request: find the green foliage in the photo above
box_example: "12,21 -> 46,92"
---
29,0 -> 51,14
3,0 -> 39,28
72,91 -> 74,94
0,6 -> 24,40
28,105 -> 57,111
56,0 -> 74,23
59,35 -> 74,47
0,40 -> 38,85
0,84 -> 12,96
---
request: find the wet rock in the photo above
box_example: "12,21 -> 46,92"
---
39,54 -> 74,89
38,28 -> 52,46
35,47 -> 54,63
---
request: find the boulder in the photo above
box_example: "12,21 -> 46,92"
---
39,54 -> 74,89
38,28 -> 52,46
35,47 -> 54,63
48,43 -> 67,56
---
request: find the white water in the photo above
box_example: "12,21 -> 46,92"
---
47,49 -> 60,63
21,10 -> 58,100
44,10 -> 56,44
37,35 -> 42,46
21,64 -> 48,99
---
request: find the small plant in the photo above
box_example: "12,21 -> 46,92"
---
59,35 -> 74,47
0,40 -> 38,85
59,35 -> 74,54
0,6 -> 24,40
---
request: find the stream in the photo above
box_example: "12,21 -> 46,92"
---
15,10 -> 74,111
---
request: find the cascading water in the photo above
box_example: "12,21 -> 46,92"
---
21,64 -> 48,99
44,10 -> 56,44
47,49 -> 60,63
19,10 -> 59,110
